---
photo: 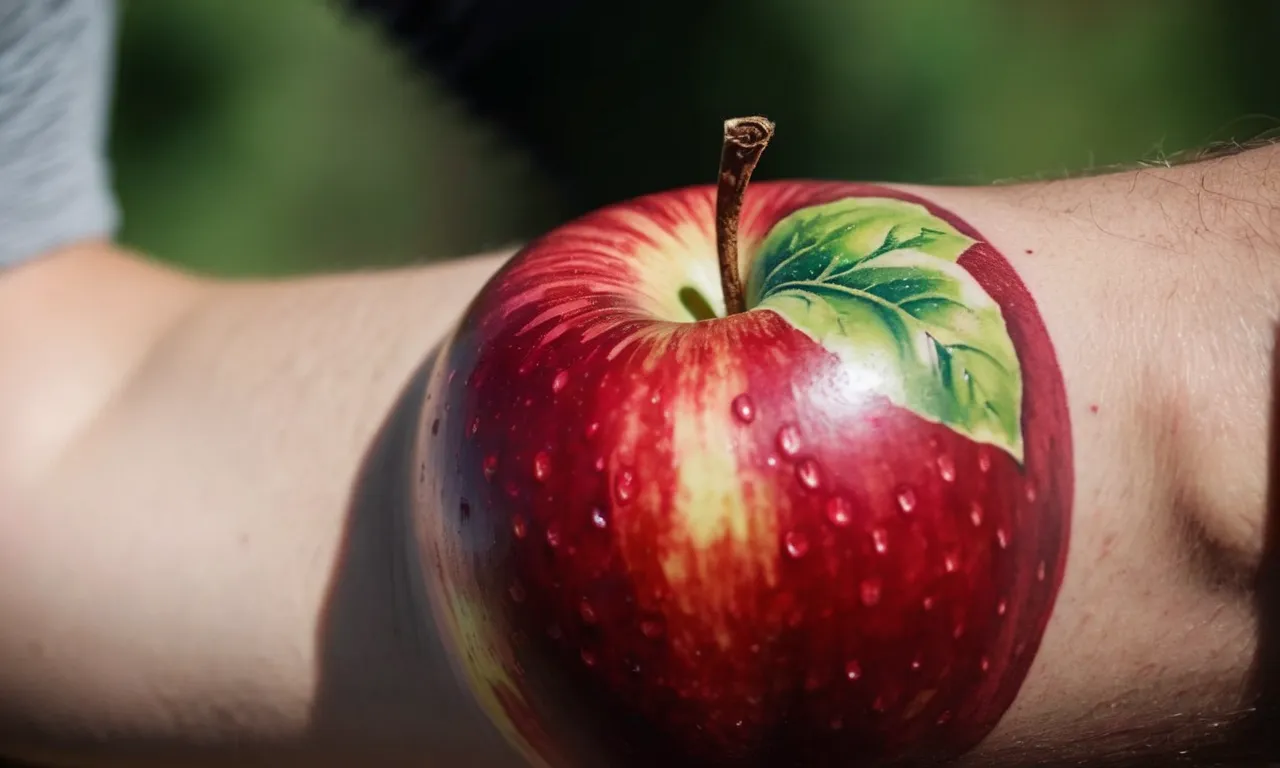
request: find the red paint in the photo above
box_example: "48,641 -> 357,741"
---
420,182 -> 1072,766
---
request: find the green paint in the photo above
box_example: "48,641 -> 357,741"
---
747,197 -> 1024,463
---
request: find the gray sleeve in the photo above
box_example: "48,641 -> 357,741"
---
0,0 -> 119,267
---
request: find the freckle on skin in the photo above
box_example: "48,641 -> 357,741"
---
1089,404 -> 1099,414
1024,248 -> 1034,254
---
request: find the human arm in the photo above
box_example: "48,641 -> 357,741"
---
0,143 -> 1278,767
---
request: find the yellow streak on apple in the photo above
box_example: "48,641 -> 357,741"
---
615,342 -> 781,650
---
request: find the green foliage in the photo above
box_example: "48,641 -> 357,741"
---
110,0 -> 1280,276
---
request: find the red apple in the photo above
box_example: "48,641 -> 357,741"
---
413,118 -> 1072,767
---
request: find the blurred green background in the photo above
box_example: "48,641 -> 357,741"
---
109,0 -> 1280,277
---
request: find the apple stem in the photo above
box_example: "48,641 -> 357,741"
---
715,115 -> 775,316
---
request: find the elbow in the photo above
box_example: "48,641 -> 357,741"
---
0,243 -> 210,490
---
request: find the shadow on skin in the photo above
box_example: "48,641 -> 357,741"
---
1030,329 -> 1280,768
1126,321 -> 1280,768
1242,323 -> 1280,764
308,348 -> 523,767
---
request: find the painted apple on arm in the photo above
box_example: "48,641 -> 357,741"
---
413,117 -> 1073,767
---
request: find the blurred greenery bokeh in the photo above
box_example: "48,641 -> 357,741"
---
109,0 -> 1280,277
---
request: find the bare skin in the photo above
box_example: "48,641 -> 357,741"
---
0,143 -> 1277,767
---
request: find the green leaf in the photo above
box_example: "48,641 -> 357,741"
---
746,197 -> 1024,463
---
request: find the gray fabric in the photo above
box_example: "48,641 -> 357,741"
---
0,0 -> 118,267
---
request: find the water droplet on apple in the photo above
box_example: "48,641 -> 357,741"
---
579,598 -> 597,624
895,485 -> 918,514
749,643 -> 761,654
431,418 -> 440,436
936,453 -> 956,482
968,501 -> 983,527
469,417 -> 480,436
978,447 -> 992,473
910,655 -> 923,671
996,527 -> 1010,549
776,423 -> 802,457
943,553 -> 959,573
545,522 -> 562,548
640,614 -> 666,639
784,530 -> 810,559
826,495 -> 853,526
586,421 -> 600,439
533,451 -> 552,482
459,499 -> 471,522
1025,482 -> 1038,503
1037,559 -> 1047,581
872,696 -> 887,714
996,598 -> 1008,616
580,648 -> 598,667
615,467 -> 637,504
547,623 -> 563,640
845,659 -> 862,681
765,455 -> 778,468
509,580 -> 526,603
922,595 -> 935,611
511,514 -> 528,539
483,455 -> 498,482
804,669 -> 826,691
591,507 -> 608,529
731,394 -> 756,423
795,458 -> 823,490
504,480 -> 520,498
594,456 -> 606,472
552,370 -> 570,393
871,527 -> 889,554
953,622 -> 966,639
860,578 -> 882,607
936,710 -> 953,726
980,656 -> 990,672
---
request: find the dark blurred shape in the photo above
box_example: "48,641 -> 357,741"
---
341,0 -> 1280,220
338,0 -> 579,80
110,1 -> 230,176
344,0 -> 772,210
